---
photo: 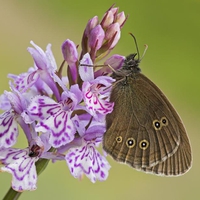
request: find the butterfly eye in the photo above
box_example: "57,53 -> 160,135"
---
153,120 -> 162,130
161,117 -> 168,126
116,136 -> 123,143
139,140 -> 149,150
126,138 -> 136,148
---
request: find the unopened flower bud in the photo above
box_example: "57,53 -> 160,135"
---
115,12 -> 126,27
105,23 -> 121,49
101,10 -> 114,29
84,16 -> 99,37
62,39 -> 78,65
88,25 -> 105,51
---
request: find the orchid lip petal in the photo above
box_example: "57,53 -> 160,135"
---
25,95 -> 77,148
24,95 -> 61,123
82,76 -> 115,119
0,148 -> 38,191
36,111 -> 76,148
66,140 -> 111,182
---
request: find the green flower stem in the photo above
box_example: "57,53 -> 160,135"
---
2,188 -> 22,200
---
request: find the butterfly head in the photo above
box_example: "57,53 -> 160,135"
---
122,53 -> 141,73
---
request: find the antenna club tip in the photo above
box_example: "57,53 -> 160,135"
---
128,32 -> 134,36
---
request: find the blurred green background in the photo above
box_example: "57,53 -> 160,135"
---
0,0 -> 200,199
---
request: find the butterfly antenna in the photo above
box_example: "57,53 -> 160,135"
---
140,44 -> 148,60
129,32 -> 140,60
129,33 -> 148,61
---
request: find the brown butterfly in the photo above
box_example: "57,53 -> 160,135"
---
103,34 -> 192,176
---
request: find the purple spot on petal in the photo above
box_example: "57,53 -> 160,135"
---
10,132 -> 14,141
67,125 -> 71,129
74,120 -> 79,127
19,186 -> 23,191
30,106 -> 37,111
6,139 -> 10,145
101,163 -> 105,167
54,140 -> 61,146
40,122 -> 50,130
101,171 -> 105,178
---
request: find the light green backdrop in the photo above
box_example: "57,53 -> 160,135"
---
0,0 -> 200,199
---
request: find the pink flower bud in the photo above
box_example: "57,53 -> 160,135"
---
105,23 -> 120,40
115,12 -> 126,27
62,39 -> 78,82
84,16 -> 99,37
101,10 -> 114,29
88,25 -> 105,51
105,23 -> 120,49
104,54 -> 125,70
62,39 -> 78,65
94,54 -> 125,77
109,7 -> 119,18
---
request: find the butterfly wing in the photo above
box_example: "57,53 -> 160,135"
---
141,75 -> 192,175
103,73 -> 191,175
142,133 -> 192,176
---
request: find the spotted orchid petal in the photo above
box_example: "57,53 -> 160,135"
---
0,110 -> 18,149
36,110 -> 76,148
66,140 -> 111,183
79,56 -> 114,118
82,78 -> 114,118
0,148 -> 38,191
8,69 -> 39,93
24,94 -> 77,148
23,95 -> 61,123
